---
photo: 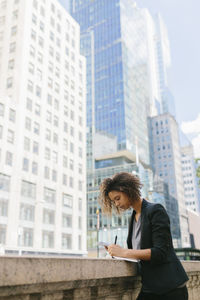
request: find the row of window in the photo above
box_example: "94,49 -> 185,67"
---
0,175 -> 83,207
0,225 -> 82,250
0,200 -> 82,228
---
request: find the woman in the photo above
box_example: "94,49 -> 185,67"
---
98,172 -> 188,300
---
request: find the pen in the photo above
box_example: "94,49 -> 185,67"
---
114,235 -> 117,244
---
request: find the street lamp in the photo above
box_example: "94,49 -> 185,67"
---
96,209 -> 100,257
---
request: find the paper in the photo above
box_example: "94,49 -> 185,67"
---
98,241 -> 109,247
113,256 -> 138,262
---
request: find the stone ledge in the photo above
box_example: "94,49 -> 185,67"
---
0,257 -> 138,286
0,257 -> 199,300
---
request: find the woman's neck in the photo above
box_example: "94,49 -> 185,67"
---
132,198 -> 143,214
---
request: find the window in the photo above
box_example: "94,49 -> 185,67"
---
70,142 -> 74,153
62,234 -> 72,249
21,180 -> 36,199
78,216 -> 82,229
52,170 -> 57,182
36,86 -> 41,97
54,99 -> 59,110
50,31 -> 54,41
45,147 -> 50,160
25,117 -> 31,130
56,52 -> 60,62
7,77 -> 13,88
69,159 -> 74,170
54,116 -> 58,127
43,209 -> 54,224
24,137 -> 30,151
38,36 -> 44,47
27,80 -> 33,92
9,109 -> 16,122
63,156 -> 67,168
0,173 -> 10,192
32,13 -> 37,24
63,194 -> 72,208
69,176 -> 73,188
0,199 -> 8,217
78,235 -> 82,250
0,103 -> 4,116
20,204 -> 34,221
33,141 -> 39,154
9,42 -> 16,53
37,52 -> 43,63
63,139 -> 68,151
6,152 -> 13,166
11,26 -> 17,36
8,59 -> 15,70
64,122 -> 68,133
53,133 -> 58,144
46,129 -> 51,141
23,158 -> 29,171
42,231 -> 54,248
70,126 -> 74,137
44,187 -> 55,203
7,129 -> 14,143
78,163 -> 82,174
18,228 -> 33,247
32,161 -> 38,174
44,166 -> 50,179
63,174 -> 67,185
52,151 -> 58,163
34,122 -> 40,135
0,225 -> 6,245
35,104 -> 40,115
31,29 -> 36,40
46,111 -> 52,123
62,214 -> 72,228
47,94 -> 52,105
40,21 -> 44,32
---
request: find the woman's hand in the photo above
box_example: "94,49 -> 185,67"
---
107,244 -> 127,257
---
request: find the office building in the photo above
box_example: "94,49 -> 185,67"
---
150,113 -> 190,247
0,0 -> 86,255
181,144 -> 199,213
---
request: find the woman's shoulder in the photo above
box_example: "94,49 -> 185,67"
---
143,199 -> 166,214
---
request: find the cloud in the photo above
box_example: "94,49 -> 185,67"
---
181,114 -> 200,134
181,115 -> 200,158
191,133 -> 200,158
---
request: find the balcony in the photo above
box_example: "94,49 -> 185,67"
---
0,257 -> 200,299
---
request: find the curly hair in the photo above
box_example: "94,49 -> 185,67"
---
98,172 -> 143,214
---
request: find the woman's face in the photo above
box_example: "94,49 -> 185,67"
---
108,190 -> 132,210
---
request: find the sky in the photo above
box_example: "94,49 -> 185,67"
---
137,0 -> 200,156
60,0 -> 200,156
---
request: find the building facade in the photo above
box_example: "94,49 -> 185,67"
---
150,113 -> 190,247
181,145 -> 199,213
0,0 -> 86,255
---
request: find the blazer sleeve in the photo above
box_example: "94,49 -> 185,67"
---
149,204 -> 171,265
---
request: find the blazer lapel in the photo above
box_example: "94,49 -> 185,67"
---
127,209 -> 136,249
140,199 -> 148,249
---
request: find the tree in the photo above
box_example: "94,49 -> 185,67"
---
195,158 -> 200,187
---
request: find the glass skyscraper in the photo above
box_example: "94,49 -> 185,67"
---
69,0 -> 159,167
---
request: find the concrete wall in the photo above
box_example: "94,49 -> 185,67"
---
0,257 -> 200,299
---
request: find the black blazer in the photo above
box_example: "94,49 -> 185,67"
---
127,199 -> 188,295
